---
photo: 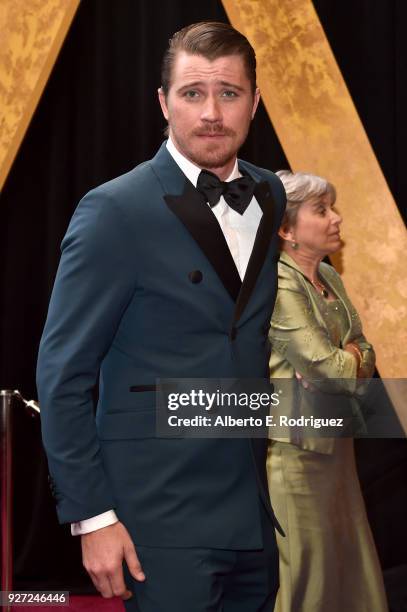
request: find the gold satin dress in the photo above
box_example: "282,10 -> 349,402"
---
267,253 -> 388,612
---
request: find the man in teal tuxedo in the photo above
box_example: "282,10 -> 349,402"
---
37,21 -> 286,611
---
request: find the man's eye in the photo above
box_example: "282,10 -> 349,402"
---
222,90 -> 237,98
184,90 -> 200,99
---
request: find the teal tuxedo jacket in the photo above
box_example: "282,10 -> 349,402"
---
37,142 -> 286,549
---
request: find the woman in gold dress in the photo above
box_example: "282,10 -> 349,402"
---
267,171 -> 388,612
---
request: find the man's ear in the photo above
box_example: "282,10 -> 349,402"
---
278,224 -> 294,242
251,87 -> 261,120
158,87 -> 169,120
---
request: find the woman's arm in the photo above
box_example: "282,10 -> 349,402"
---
269,269 -> 370,393
330,268 -> 376,379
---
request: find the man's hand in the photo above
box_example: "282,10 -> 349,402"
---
81,521 -> 145,599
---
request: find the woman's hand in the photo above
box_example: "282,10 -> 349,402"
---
344,343 -> 369,378
295,371 -> 317,391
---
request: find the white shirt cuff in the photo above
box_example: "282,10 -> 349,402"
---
71,510 -> 119,536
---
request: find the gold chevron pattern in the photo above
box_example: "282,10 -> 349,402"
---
0,1 -> 405,423
223,0 -> 406,423
0,0 -> 80,190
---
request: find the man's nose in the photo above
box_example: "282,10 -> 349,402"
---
200,95 -> 222,122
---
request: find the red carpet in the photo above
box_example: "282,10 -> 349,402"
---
11,596 -> 124,611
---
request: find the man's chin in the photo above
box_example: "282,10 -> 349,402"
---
188,147 -> 236,171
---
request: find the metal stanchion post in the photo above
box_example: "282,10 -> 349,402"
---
0,390 -> 14,611
0,390 -> 39,611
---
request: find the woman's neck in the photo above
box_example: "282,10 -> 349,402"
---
283,246 -> 322,284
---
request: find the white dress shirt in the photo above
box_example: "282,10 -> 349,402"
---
71,137 -> 262,535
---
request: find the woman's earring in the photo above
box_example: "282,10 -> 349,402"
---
291,241 -> 298,249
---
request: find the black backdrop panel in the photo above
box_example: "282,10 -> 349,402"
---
314,0 -> 407,213
0,0 -> 405,590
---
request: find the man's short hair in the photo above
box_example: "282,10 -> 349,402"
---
161,21 -> 257,96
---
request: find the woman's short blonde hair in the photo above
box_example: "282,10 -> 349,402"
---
276,170 -> 336,227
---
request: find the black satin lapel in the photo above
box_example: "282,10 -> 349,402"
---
164,180 -> 241,303
234,181 -> 275,322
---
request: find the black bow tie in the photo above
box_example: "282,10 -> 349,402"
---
197,169 -> 255,215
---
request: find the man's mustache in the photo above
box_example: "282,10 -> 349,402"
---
192,127 -> 235,137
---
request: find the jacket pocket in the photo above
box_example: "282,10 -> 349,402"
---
129,385 -> 156,392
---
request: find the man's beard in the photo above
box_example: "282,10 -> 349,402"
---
190,145 -> 236,170
171,124 -> 249,170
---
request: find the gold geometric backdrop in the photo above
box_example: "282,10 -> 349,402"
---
0,0 -> 80,190
0,1 -> 405,425
223,0 -> 406,426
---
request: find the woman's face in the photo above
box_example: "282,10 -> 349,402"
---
291,193 -> 342,257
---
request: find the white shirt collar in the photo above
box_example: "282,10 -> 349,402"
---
166,136 -> 240,187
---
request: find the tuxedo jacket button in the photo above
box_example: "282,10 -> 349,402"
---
188,270 -> 203,284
